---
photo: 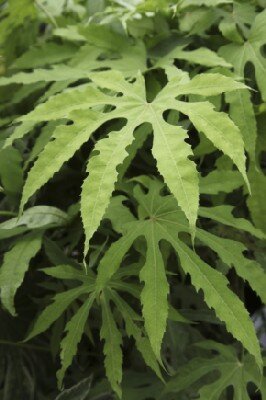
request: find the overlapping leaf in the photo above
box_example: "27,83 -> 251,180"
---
165,341 -> 265,399
97,178 -> 263,369
220,9 -> 266,100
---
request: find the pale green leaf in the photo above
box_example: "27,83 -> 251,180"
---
175,100 -> 249,189
18,69 -> 248,255
20,85 -> 110,122
81,123 -> 136,254
3,120 -> 36,149
175,73 -> 246,97
159,46 -> 232,68
20,110 -> 104,212
0,65 -> 90,86
151,118 -> 199,239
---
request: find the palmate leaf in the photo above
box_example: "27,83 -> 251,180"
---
97,178 -> 263,369
220,9 -> 266,101
0,24 -> 146,87
12,69 -> 248,252
25,263 -> 162,397
164,341 -> 265,399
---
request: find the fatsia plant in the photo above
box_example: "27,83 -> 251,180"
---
4,68 -> 249,255
23,177 -> 266,396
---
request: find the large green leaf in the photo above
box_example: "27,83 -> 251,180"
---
11,69 -> 248,251
96,178 -> 263,369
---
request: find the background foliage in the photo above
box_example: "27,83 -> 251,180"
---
0,0 -> 266,399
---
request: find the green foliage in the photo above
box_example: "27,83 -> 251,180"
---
165,341 -> 265,399
0,0 -> 266,399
